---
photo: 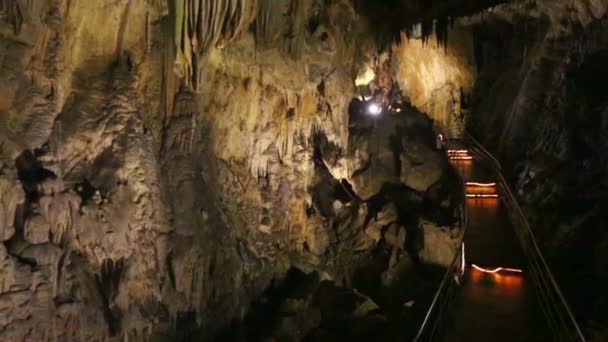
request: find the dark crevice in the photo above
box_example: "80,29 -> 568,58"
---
316,79 -> 325,97
389,133 -> 403,178
75,179 -> 96,204
354,0 -> 509,47
174,311 -> 198,341
166,251 -> 176,289
15,150 -> 57,201
286,107 -> 295,120
311,132 -> 361,219
95,258 -> 125,336
334,179 -> 358,203
306,15 -> 320,35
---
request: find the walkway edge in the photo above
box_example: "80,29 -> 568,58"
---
464,131 -> 586,342
413,148 -> 468,341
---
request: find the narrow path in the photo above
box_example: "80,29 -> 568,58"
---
439,147 -> 551,341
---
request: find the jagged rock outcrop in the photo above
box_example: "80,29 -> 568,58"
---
0,0 -> 468,340
393,30 -> 475,139
0,176 -> 24,241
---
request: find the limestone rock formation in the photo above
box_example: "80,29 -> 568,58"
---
23,0 -> 608,339
0,0 -> 467,340
0,176 -> 24,241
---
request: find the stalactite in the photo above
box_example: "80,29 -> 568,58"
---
173,0 -> 257,92
435,17 -> 449,49
421,20 -> 433,46
255,0 -> 286,46
0,0 -> 23,35
407,16 -> 452,50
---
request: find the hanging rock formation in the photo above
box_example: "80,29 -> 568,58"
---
0,0 -> 467,340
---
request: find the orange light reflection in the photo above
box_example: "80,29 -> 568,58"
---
472,264 -> 523,274
466,186 -> 497,194
466,197 -> 499,210
470,269 -> 523,288
466,182 -> 497,187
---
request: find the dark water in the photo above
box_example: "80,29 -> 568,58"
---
439,159 -> 551,341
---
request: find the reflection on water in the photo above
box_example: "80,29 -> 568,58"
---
450,160 -> 473,180
466,197 -> 499,209
470,267 -> 524,291
466,185 -> 497,194
441,149 -> 550,341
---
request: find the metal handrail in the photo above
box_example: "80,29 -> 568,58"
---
463,131 -> 586,341
462,130 -> 501,170
413,244 -> 463,341
414,151 -> 468,341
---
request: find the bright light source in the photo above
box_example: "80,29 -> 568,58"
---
471,264 -> 523,274
466,182 -> 497,187
460,243 -> 466,276
367,102 -> 382,116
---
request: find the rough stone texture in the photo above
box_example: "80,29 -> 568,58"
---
400,140 -> 445,192
0,0 -> 468,340
393,30 -> 476,138
0,177 -> 24,241
419,220 -> 460,267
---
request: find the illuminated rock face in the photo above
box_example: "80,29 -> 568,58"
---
393,30 -> 476,139
0,0 -> 456,340
5,0 -> 607,339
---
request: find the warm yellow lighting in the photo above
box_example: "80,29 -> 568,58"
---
449,156 -> 473,160
466,185 -> 497,195
471,264 -> 523,274
470,268 -> 524,288
466,182 -> 496,187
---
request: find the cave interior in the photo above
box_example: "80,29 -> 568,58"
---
0,0 -> 607,341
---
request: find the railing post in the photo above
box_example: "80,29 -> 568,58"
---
463,130 -> 586,342
413,154 -> 468,341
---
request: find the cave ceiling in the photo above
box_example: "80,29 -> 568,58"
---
355,0 -> 512,43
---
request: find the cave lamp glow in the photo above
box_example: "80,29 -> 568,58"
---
471,264 -> 523,274
466,182 -> 497,187
367,102 -> 382,116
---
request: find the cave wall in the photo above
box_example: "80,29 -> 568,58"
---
0,0 -> 376,340
0,0 -> 465,340
393,28 -> 476,139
